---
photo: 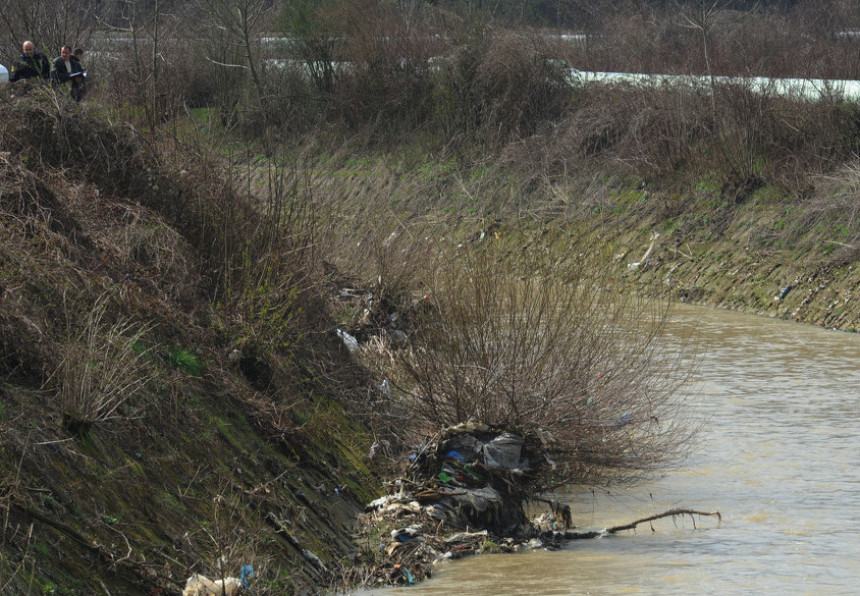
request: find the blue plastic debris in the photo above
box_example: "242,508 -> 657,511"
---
240,565 -> 255,588
391,527 -> 420,542
446,450 -> 465,463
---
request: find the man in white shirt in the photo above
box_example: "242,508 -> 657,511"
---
52,45 -> 86,101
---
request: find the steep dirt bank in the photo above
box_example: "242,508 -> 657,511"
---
477,202 -> 860,332
0,101 -> 386,594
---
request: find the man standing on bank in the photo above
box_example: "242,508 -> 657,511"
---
10,40 -> 50,85
53,45 -> 86,101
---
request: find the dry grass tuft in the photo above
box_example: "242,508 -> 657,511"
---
49,295 -> 157,433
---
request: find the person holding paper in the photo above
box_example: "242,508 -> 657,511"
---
52,45 -> 86,101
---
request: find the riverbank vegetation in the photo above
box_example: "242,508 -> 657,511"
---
52,0 -> 857,260
2,0 -> 860,593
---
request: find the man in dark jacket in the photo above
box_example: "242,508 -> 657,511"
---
10,40 -> 50,84
52,45 -> 86,101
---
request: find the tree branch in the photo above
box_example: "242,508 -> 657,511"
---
565,508 -> 722,539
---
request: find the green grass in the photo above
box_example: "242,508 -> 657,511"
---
168,347 -> 203,376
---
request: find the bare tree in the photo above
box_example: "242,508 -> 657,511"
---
677,0 -> 733,116
674,0 -> 768,190
194,0 -> 271,115
0,0 -> 99,63
390,245 -> 697,488
93,0 -> 181,131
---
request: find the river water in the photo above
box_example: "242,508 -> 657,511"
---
362,304 -> 860,595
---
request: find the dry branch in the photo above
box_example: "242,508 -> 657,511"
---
565,508 -> 722,540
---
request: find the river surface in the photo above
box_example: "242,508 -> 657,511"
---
362,304 -> 860,595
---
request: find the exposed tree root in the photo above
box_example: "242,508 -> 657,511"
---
564,508 -> 722,540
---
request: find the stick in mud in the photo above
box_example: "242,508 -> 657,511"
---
564,508 -> 722,540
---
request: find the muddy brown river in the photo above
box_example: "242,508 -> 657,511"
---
363,304 -> 860,595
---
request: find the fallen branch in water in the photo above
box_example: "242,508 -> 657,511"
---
564,508 -> 721,540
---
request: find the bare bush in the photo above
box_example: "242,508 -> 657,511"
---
430,31 -> 570,150
500,69 -> 860,200
518,81 -> 713,189
176,480 -> 280,595
392,245 -> 696,487
321,0 -> 443,139
799,160 -> 860,256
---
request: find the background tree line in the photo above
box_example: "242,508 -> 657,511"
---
2,0 -> 857,65
4,0 -> 860,184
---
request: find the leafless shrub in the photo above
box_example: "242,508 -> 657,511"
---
391,246 -> 696,486
238,64 -> 320,139
172,478 -> 291,596
428,31 -> 570,150
320,0 -> 442,139
517,82 -> 713,188
499,68 -> 860,202
226,163 -> 323,340
797,160 -> 860,257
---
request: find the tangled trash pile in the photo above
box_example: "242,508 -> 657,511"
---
354,422 -> 571,587
353,422 -> 722,589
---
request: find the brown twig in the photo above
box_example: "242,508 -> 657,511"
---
565,508 -> 721,540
